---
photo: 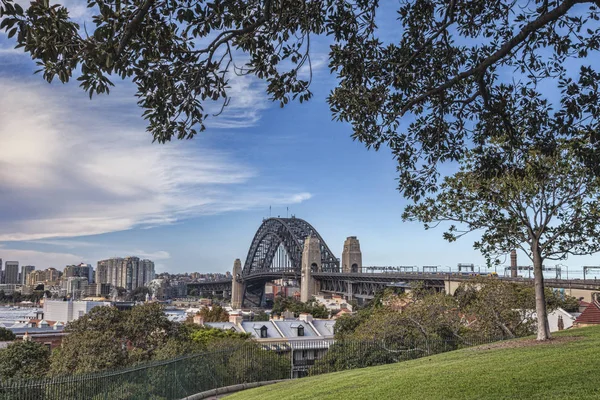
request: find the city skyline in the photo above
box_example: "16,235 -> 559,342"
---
1,2 -> 600,276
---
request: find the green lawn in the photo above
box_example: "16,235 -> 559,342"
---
227,327 -> 600,400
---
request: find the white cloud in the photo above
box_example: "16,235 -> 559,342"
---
0,79 -> 311,241
202,69 -> 272,129
0,246 -> 84,269
27,239 -> 101,249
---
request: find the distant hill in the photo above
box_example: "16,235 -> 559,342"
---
228,326 -> 600,400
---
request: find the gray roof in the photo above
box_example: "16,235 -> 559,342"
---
9,326 -> 65,335
240,321 -> 282,339
204,322 -> 243,333
272,320 -> 318,338
311,320 -> 336,337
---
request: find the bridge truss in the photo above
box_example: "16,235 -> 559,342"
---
241,217 -> 340,307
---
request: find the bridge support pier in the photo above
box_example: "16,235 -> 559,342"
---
231,259 -> 244,309
444,278 -> 461,296
301,236 -> 321,302
342,237 -> 362,273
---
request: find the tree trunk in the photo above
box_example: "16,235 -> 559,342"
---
532,241 -> 551,340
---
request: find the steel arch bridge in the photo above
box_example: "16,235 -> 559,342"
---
241,217 -> 339,306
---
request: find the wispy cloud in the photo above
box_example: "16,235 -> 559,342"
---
0,245 -> 84,268
0,79 -> 311,241
27,239 -> 102,249
204,73 -> 272,129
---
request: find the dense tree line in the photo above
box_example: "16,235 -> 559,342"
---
0,303 -> 278,384
313,279 -> 579,373
0,289 -> 51,304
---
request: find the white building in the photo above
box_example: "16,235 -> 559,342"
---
43,300 -> 111,323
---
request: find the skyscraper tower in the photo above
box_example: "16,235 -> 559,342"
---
4,261 -> 19,284
21,265 -> 35,285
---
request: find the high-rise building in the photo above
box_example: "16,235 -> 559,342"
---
4,261 -> 19,284
64,263 -> 94,283
65,277 -> 88,299
46,268 -> 61,283
96,257 -> 155,291
141,259 -> 155,287
28,270 -> 46,286
21,265 -> 35,285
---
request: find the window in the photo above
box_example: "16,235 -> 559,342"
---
260,325 -> 268,338
297,325 -> 304,337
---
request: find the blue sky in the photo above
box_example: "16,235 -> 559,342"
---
0,1 -> 599,278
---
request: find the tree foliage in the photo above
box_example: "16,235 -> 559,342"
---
196,305 -> 229,322
3,0 -> 599,197
271,296 -> 329,318
455,277 -> 539,339
0,327 -> 16,341
52,303 -> 175,374
0,341 -> 50,380
50,330 -> 129,375
126,286 -> 151,302
190,327 -> 251,348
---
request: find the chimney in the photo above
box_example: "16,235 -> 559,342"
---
510,250 -> 517,278
298,313 -> 313,323
229,313 -> 243,325
282,310 -> 295,320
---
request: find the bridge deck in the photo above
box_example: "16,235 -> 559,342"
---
188,273 -> 600,292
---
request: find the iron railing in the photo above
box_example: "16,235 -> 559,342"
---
0,336 -> 501,399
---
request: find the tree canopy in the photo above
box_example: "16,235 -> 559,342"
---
196,304 -> 229,322
271,296 -> 329,318
0,327 -> 16,341
0,341 -> 50,380
2,0 -> 599,197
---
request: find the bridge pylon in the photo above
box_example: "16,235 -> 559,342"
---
231,259 -> 244,309
342,236 -> 362,273
301,236 -> 321,302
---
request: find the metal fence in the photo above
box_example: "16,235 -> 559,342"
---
0,336 -> 500,399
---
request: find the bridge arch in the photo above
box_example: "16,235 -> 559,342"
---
242,217 -> 339,279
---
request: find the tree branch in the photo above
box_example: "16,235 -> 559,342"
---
399,0 -> 588,116
116,0 -> 155,56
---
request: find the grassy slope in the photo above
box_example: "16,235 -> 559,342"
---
227,327 -> 600,400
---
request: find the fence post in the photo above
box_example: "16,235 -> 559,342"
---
290,343 -> 295,380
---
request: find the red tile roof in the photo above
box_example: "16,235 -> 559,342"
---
574,301 -> 600,325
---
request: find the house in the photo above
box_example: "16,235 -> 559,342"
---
197,312 -> 336,377
574,299 -> 600,327
578,300 -> 590,313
